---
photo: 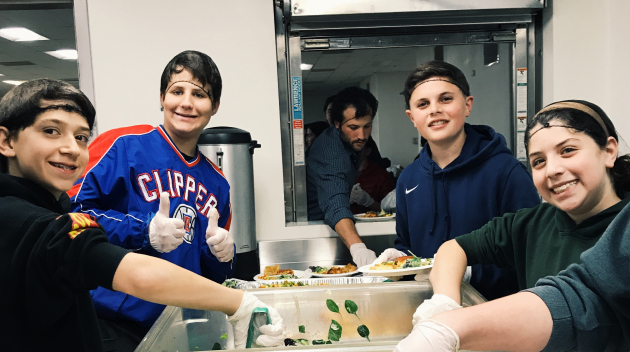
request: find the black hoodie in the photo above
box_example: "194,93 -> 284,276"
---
0,174 -> 128,352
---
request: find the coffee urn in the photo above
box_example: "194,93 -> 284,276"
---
197,127 -> 261,280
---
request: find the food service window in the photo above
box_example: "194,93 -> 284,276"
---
274,0 -> 544,223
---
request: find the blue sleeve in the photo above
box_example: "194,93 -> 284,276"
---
71,140 -> 149,250
200,193 -> 236,282
526,201 -> 630,351
500,162 -> 540,213
310,148 -> 355,229
394,180 -> 411,254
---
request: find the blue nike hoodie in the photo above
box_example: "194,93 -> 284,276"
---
395,123 -> 540,300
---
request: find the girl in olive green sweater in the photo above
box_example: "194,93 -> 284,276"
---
415,100 -> 630,323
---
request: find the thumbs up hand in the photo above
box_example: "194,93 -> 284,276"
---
205,207 -> 235,262
148,192 -> 186,253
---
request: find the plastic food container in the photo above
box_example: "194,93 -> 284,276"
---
136,281 -> 489,352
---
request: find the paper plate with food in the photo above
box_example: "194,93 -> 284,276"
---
358,253 -> 434,278
308,263 -> 359,277
354,210 -> 395,222
254,265 -> 311,282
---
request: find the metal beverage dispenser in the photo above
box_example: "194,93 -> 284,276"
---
197,127 -> 261,280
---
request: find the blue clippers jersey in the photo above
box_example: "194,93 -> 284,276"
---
71,125 -> 234,326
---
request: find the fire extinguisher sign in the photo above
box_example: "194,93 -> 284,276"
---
292,76 -> 305,165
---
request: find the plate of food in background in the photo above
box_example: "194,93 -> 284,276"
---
254,265 -> 311,282
358,254 -> 434,278
308,263 -> 358,278
354,210 -> 395,222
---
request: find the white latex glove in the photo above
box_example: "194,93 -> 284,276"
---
148,192 -> 185,253
412,294 -> 462,326
349,183 -> 375,207
205,207 -> 235,262
372,248 -> 407,265
393,320 -> 460,352
381,189 -> 396,212
350,243 -> 377,267
228,292 -> 285,349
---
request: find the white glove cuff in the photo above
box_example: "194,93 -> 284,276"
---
349,243 -> 367,256
423,320 -> 461,351
432,294 -> 461,310
227,292 -> 255,323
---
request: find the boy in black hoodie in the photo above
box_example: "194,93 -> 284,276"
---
0,79 -> 284,351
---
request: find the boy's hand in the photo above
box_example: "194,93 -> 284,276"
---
206,208 -> 235,262
412,294 -> 462,326
148,192 -> 185,253
372,248 -> 407,265
393,320 -> 459,352
227,292 -> 285,349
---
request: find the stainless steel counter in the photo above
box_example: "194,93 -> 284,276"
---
259,234 -> 396,271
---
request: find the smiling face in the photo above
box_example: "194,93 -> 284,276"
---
160,68 -> 219,151
0,108 -> 90,199
406,78 -> 473,148
528,123 -> 619,223
335,106 -> 373,152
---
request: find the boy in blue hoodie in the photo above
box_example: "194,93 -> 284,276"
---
374,61 -> 540,300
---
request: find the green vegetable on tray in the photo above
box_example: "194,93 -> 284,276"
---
328,319 -> 342,341
312,339 -> 332,345
220,333 -> 228,340
401,251 -> 434,268
325,299 -> 370,343
298,325 -> 305,333
295,338 -> 310,345
221,279 -> 238,289
211,342 -> 221,350
357,324 -> 371,342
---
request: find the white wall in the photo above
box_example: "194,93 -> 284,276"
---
77,0 -> 394,242
443,44 -> 512,148
368,71 -> 419,167
543,0 -> 630,140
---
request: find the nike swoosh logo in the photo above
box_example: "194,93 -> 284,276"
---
406,185 -> 419,194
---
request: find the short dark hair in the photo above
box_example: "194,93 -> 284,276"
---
525,100 -> 630,198
160,50 -> 222,107
402,60 -> 470,109
0,78 -> 96,173
323,95 -> 336,113
305,121 -> 330,137
330,87 -> 378,126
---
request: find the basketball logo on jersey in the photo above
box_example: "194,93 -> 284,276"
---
173,204 -> 197,244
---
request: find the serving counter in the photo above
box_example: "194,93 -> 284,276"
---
136,280 -> 492,352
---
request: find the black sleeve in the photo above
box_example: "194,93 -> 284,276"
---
27,212 -> 129,304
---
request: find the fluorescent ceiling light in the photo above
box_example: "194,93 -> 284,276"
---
0,27 -> 48,41
300,63 -> 313,70
3,80 -> 26,86
45,49 -> 78,60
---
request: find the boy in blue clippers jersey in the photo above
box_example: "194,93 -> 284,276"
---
70,51 -> 237,351
0,79 -> 284,352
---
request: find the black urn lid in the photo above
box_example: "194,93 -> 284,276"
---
198,126 -> 252,145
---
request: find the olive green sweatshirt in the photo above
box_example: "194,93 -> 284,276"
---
456,197 -> 630,290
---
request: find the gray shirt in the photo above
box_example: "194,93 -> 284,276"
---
526,200 -> 630,351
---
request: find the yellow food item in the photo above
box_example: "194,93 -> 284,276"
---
259,265 -> 296,280
327,263 -> 356,274
263,265 -> 280,276
369,263 -> 395,270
